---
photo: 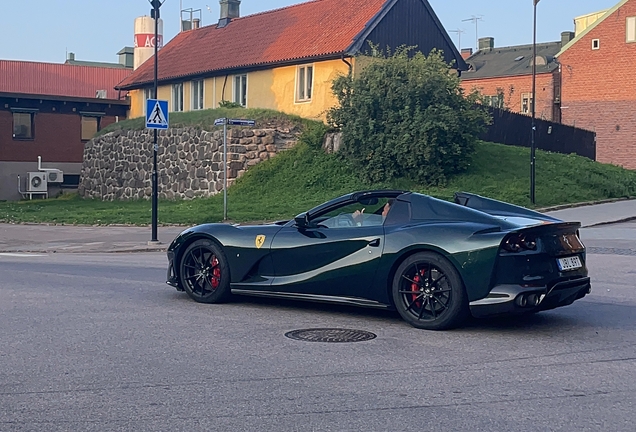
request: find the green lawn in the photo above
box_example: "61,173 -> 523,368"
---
97,107 -> 314,137
1,132 -> 635,225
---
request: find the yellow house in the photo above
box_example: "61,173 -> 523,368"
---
116,0 -> 467,122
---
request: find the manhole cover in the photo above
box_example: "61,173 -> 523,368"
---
285,328 -> 377,343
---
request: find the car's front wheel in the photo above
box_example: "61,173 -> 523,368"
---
392,252 -> 468,330
179,239 -> 232,303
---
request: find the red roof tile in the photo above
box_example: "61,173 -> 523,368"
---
117,0 -> 388,89
0,60 -> 132,99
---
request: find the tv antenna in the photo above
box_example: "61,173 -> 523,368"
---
462,15 -> 484,51
449,28 -> 465,51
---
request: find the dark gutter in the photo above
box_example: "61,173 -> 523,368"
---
341,54 -> 353,75
0,92 -> 130,106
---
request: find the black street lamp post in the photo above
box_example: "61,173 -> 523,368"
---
150,0 -> 163,243
531,0 -> 539,204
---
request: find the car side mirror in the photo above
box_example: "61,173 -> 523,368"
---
294,212 -> 310,229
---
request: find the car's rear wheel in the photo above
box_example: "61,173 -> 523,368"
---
392,252 -> 468,330
179,239 -> 232,303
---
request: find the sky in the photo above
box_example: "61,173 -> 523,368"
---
0,0 -> 622,64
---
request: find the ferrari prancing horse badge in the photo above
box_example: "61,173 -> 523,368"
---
255,235 -> 266,249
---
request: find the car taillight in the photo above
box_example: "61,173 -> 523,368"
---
502,233 -> 537,253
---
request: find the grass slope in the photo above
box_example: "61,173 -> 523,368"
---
1,127 -> 635,225
97,107 -> 313,137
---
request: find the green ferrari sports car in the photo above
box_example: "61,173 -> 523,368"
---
166,190 -> 590,330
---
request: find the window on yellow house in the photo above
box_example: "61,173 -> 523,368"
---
296,65 -> 313,102
172,83 -> 184,112
143,88 -> 153,115
192,80 -> 204,110
234,75 -> 247,107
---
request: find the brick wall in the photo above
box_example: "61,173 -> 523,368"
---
461,71 -> 559,122
559,0 -> 636,168
1,99 -> 128,164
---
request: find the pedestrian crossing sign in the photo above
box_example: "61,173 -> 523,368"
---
146,99 -> 169,130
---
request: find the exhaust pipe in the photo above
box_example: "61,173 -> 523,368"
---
516,293 -> 541,308
516,295 -> 528,307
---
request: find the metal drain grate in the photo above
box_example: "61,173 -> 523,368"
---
285,328 -> 377,343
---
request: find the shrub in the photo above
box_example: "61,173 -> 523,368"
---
328,47 -> 491,185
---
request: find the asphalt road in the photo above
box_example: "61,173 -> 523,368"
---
0,224 -> 634,431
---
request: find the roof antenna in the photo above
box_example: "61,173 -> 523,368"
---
448,28 -> 465,50
462,15 -> 484,51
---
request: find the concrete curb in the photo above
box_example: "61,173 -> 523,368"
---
583,216 -> 636,228
0,247 -> 167,254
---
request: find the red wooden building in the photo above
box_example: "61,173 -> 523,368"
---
0,60 -> 131,200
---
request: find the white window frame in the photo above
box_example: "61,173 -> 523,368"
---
592,38 -> 600,50
296,64 -> 314,102
172,83 -> 184,112
521,93 -> 534,115
191,79 -> 204,110
233,74 -> 247,107
627,17 -> 636,43
485,95 -> 503,109
143,88 -> 153,115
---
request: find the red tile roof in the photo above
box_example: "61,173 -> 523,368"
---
117,0 -> 388,90
0,60 -> 132,100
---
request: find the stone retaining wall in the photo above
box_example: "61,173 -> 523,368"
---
78,127 -> 298,200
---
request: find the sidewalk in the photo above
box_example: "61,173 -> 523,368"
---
0,199 -> 635,254
0,224 -> 184,254
544,199 -> 636,227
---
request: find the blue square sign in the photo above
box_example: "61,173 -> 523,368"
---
146,99 -> 169,129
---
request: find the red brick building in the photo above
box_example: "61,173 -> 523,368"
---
557,0 -> 636,169
460,37 -> 566,122
0,60 -> 131,200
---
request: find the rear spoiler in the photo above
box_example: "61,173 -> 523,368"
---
454,192 -> 561,223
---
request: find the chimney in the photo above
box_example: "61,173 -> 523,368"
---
478,37 -> 494,51
67,52 -> 75,61
218,0 -> 240,28
461,48 -> 473,59
561,31 -> 575,46
117,47 -> 134,68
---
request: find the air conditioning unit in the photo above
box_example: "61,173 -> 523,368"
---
27,172 -> 47,192
42,169 -> 64,183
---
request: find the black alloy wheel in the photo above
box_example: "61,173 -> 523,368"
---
179,239 -> 232,303
392,252 -> 468,330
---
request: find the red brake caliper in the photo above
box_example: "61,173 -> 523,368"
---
411,268 -> 427,306
210,256 -> 220,289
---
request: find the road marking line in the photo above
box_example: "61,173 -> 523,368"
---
0,253 -> 47,257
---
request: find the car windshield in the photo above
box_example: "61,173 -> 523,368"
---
315,197 -> 394,228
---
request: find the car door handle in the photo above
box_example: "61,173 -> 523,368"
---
368,238 -> 380,247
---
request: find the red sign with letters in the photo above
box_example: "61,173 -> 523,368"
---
134,34 -> 163,49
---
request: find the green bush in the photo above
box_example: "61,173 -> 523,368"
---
328,48 -> 491,186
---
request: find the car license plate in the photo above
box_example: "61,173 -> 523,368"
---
557,256 -> 582,271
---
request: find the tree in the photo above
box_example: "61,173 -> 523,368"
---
328,48 -> 491,185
